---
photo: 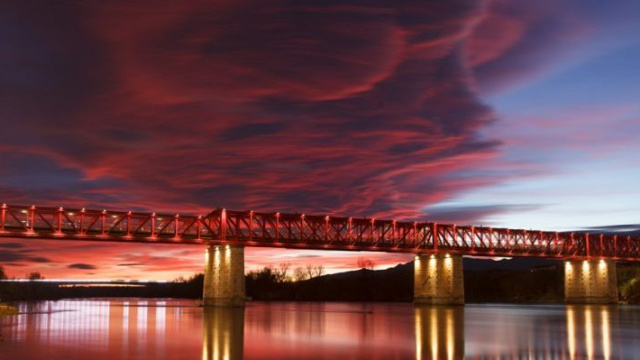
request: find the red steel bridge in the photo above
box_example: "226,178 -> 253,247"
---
0,204 -> 638,261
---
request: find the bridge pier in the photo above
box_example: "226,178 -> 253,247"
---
414,254 -> 464,305
203,245 -> 245,307
564,260 -> 618,304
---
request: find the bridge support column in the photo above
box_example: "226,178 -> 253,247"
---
203,245 -> 245,307
565,260 -> 618,304
414,254 -> 464,305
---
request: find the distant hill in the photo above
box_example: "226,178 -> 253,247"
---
282,257 -> 564,303
4,256 -> 638,304
462,257 -> 560,271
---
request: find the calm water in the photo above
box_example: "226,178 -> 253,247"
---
1,300 -> 640,359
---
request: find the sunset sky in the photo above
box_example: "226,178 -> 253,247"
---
1,0 -> 639,280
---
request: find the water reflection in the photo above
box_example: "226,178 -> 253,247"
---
1,300 -> 640,359
202,308 -> 244,360
414,306 -> 464,360
566,306 -> 614,360
464,305 -> 626,359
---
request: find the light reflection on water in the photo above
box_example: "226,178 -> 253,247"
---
1,300 -> 640,359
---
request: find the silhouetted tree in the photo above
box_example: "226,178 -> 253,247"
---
305,264 -> 324,278
27,272 -> 43,281
0,266 -> 6,280
357,257 -> 375,270
245,267 -> 288,300
274,263 -> 291,283
293,267 -> 308,282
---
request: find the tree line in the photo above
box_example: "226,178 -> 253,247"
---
0,266 -> 44,281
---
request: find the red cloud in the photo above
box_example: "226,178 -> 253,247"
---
465,0 -> 594,94
1,0 -> 561,279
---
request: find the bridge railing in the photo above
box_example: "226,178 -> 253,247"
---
1,204 -> 639,260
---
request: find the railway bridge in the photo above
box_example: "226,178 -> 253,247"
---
2,204 -> 637,306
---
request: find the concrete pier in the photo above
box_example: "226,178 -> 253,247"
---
565,260 -> 618,304
203,245 -> 245,307
414,254 -> 464,305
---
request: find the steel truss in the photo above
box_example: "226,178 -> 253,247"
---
0,204 -> 638,260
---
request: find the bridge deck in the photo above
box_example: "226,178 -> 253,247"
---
1,204 -> 638,261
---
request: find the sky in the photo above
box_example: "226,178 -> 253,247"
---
1,0 -> 639,280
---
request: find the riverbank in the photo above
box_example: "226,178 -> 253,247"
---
1,260 -> 639,304
0,303 -> 18,316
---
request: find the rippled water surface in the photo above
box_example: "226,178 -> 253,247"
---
1,300 -> 640,359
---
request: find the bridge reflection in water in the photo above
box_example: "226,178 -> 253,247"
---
202,305 -> 620,360
414,306 -> 464,360
463,305 -> 620,359
566,306 -> 613,360
202,308 -> 244,360
1,300 -> 637,359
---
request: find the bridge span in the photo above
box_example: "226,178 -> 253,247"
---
1,204 -> 637,306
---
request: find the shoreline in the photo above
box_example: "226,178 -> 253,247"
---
0,303 -> 18,316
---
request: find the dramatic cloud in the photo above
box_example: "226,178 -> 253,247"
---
68,263 -> 98,270
423,204 -> 542,225
0,0 -> 498,218
0,239 -> 204,280
586,224 -> 640,236
1,0 -> 636,278
0,248 -> 53,266
0,243 -> 24,249
466,0 -> 640,94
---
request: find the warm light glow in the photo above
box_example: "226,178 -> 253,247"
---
446,309 -> 454,360
565,261 -> 572,273
213,329 -> 219,360
430,308 -> 438,360
202,340 -> 208,360
414,309 -> 423,360
585,308 -> 594,360
567,307 -> 575,359
599,259 -> 607,273
602,308 -> 611,360
582,260 -> 590,271
224,331 -> 230,360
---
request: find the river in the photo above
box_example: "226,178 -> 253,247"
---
1,300 -> 639,359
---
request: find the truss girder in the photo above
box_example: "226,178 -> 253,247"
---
0,204 -> 638,261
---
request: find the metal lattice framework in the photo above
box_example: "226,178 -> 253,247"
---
0,204 -> 638,261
